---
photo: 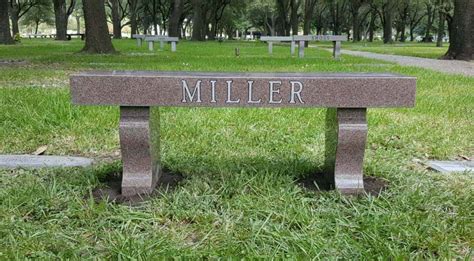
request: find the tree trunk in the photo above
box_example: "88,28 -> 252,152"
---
382,7 -> 393,43
81,0 -> 115,53
303,0 -> 316,37
129,0 -> 138,35
436,9 -> 445,47
110,0 -> 121,39
191,0 -> 205,41
352,10 -> 360,42
368,9 -> 376,42
399,23 -> 406,42
442,0 -> 473,60
35,20 -> 39,34
75,15 -> 80,34
350,0 -> 362,42
423,4 -> 434,42
208,22 -> 216,40
0,0 -> 14,44
290,0 -> 299,35
9,3 -> 20,36
276,0 -> 291,36
398,6 -> 408,42
168,0 -> 182,37
53,0 -> 69,40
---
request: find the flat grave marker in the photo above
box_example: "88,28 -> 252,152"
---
0,155 -> 93,169
427,161 -> 474,173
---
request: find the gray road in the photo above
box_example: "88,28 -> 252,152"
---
337,49 -> 474,77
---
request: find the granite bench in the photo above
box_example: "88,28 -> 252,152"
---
260,36 -> 297,56
70,71 -> 416,196
28,34 -> 47,39
293,35 -> 347,59
132,34 -> 147,47
144,36 -> 179,52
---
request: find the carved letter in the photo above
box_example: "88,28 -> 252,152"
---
210,80 -> 217,103
269,81 -> 282,104
181,80 -> 202,103
289,81 -> 304,104
247,81 -> 261,104
226,80 -> 240,103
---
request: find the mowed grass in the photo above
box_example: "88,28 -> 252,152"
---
316,41 -> 451,59
0,39 -> 473,258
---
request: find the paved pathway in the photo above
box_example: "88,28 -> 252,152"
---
336,49 -> 474,77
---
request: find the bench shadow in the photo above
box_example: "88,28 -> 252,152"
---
91,167 -> 186,205
296,172 -> 389,197
90,155 -> 389,204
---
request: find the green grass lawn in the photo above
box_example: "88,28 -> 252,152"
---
316,41 -> 450,59
0,39 -> 473,258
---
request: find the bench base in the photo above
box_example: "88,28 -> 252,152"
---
298,40 -> 342,59
119,107 -> 161,196
324,108 -> 367,194
118,107 -> 367,196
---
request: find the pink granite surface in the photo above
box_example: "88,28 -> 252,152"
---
71,71 -> 416,108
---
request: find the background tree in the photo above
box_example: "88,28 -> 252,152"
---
1,0 -> 14,44
248,0 -> 278,36
327,0 -> 349,35
208,0 -> 232,40
106,0 -> 130,39
21,0 -> 54,34
72,0 -> 82,34
52,0 -> 75,40
422,0 -> 435,42
435,0 -> 452,47
313,1 -> 328,34
127,0 -> 139,35
349,0 -> 368,42
372,0 -> 396,43
303,0 -> 317,36
394,0 -> 409,42
442,0 -> 473,60
191,0 -> 204,40
168,0 -> 183,37
8,0 -> 41,36
275,0 -> 290,35
289,0 -> 300,35
81,0 -> 115,53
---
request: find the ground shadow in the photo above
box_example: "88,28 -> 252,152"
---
91,167 -> 186,205
296,173 -> 389,196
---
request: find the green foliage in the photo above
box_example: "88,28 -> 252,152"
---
13,33 -> 21,43
20,0 -> 55,33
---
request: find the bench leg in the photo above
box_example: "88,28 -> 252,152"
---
148,41 -> 154,51
333,41 -> 341,59
291,41 -> 296,56
160,41 -> 164,50
171,41 -> 177,52
119,107 -> 161,196
268,42 -> 273,55
137,38 -> 142,47
324,108 -> 367,194
298,40 -> 305,58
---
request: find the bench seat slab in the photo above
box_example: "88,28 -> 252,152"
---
119,107 -> 161,196
325,108 -> 367,194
